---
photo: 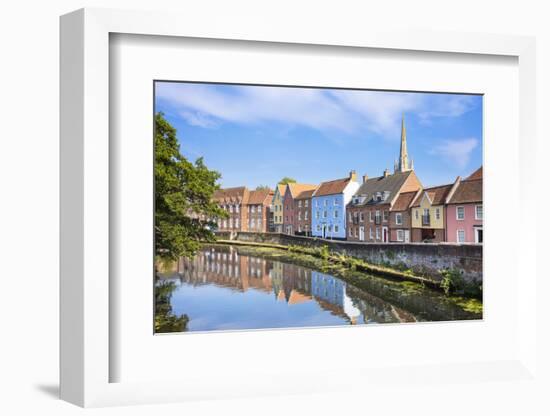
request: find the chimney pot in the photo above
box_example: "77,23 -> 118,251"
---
383,168 -> 390,177
349,170 -> 357,181
362,174 -> 369,183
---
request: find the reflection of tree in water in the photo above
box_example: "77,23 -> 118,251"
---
154,280 -> 189,333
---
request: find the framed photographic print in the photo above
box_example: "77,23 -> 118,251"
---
60,7 -> 538,408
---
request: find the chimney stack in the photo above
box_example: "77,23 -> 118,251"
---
349,170 -> 357,181
383,168 -> 390,177
362,174 -> 369,183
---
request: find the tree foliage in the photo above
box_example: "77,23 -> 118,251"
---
278,177 -> 297,185
255,184 -> 271,191
155,112 -> 227,260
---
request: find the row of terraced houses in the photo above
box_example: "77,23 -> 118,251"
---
213,118 -> 483,244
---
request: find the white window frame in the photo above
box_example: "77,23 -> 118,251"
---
457,229 -> 466,243
334,210 -> 338,218
456,206 -> 465,220
334,225 -> 339,233
376,227 -> 380,240
395,213 -> 403,225
475,204 -> 483,220
397,229 -> 404,242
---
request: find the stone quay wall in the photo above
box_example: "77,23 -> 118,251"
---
214,231 -> 482,283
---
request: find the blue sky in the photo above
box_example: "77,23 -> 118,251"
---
155,82 -> 482,188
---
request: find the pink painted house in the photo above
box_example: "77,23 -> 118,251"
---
445,167 -> 483,244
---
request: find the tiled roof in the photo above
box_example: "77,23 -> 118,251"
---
276,184 -> 287,196
448,179 -> 482,204
313,177 -> 351,197
412,184 -> 454,207
287,183 -> 317,198
349,171 -> 413,207
248,188 -> 274,205
466,166 -> 483,181
391,190 -> 418,212
295,187 -> 317,200
213,186 -> 249,204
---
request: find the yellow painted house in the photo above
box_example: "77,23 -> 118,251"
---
410,182 -> 456,242
271,184 -> 287,233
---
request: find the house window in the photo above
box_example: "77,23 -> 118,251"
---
334,198 -> 339,205
305,200 -> 309,207
229,205 -> 233,213
456,206 -> 465,220
334,225 -> 339,233
298,212 -> 302,221
235,219 -> 239,228
251,205 -> 255,213
229,218 -> 233,228
223,220 -> 227,228
354,227 -> 357,237
298,225 -> 302,232
305,211 -> 308,220
360,212 -> 364,222
397,229 -> 404,242
435,208 -> 440,220
334,210 -> 339,218
251,218 -> 255,227
349,212 -> 352,221
324,199 -> 328,206
236,204 -> 239,213
383,210 -> 389,222
395,213 -> 403,225
457,229 -> 465,243
369,211 -> 373,222
317,225 -> 321,231
316,211 -> 320,219
376,228 -> 380,240
323,211 -> 327,218
415,210 -> 419,220
369,228 -> 373,239
298,200 -> 302,208
475,205 -> 483,220
349,228 -> 353,237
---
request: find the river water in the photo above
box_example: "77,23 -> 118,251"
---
155,245 -> 481,333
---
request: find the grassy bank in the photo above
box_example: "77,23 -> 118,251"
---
214,239 -> 482,299
205,242 -> 482,319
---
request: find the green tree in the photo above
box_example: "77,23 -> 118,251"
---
155,112 -> 227,260
255,185 -> 271,191
278,177 -> 297,185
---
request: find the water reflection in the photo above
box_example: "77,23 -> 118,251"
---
155,245 -> 418,333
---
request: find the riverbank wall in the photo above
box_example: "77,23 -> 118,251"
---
214,231 -> 482,284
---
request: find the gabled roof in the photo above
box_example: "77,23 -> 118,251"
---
286,183 -> 317,199
466,166 -> 483,181
411,184 -> 454,207
349,171 -> 413,207
391,190 -> 418,212
248,188 -> 274,205
213,186 -> 249,204
313,177 -> 352,197
276,184 -> 287,196
295,187 -> 317,200
448,179 -> 482,204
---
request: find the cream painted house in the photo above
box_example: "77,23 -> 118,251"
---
410,182 -> 455,243
271,184 -> 287,233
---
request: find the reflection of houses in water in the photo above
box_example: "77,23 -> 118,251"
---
270,262 -> 312,305
174,246 -> 273,293
311,271 -> 362,324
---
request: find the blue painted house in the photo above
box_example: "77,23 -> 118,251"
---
311,171 -> 360,240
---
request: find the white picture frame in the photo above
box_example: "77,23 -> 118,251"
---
60,8 -> 538,408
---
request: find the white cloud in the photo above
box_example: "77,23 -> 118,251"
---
156,83 -> 479,139
430,138 -> 478,168
417,95 -> 478,122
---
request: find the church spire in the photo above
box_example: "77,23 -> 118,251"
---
396,114 -> 412,173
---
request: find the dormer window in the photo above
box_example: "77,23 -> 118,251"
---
376,192 -> 382,201
384,191 -> 390,201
